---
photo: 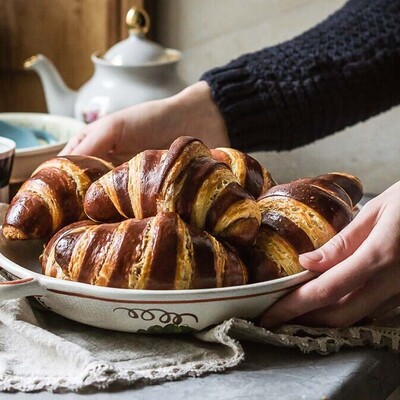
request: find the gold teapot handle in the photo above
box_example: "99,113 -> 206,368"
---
126,7 -> 150,35
23,55 -> 39,69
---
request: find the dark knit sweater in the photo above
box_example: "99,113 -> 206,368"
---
201,0 -> 400,152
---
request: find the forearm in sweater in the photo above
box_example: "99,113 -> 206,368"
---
201,0 -> 400,152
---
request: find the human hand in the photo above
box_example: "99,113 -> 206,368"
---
261,181 -> 400,328
59,81 -> 229,165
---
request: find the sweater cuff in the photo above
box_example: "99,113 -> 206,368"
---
200,62 -> 283,152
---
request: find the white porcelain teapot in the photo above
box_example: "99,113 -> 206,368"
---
24,7 -> 186,123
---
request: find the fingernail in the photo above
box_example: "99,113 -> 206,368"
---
300,249 -> 323,263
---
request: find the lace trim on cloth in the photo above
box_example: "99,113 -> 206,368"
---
223,318 -> 400,355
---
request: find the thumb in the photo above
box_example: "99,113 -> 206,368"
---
299,207 -> 375,272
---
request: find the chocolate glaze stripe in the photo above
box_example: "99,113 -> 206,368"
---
31,168 -> 81,227
254,230 -> 286,280
140,150 -> 165,218
296,177 -> 352,207
248,235 -> 282,281
317,173 -> 363,206
259,196 -> 334,248
243,152 -> 264,198
66,225 -> 96,280
147,213 -> 178,290
205,182 -> 253,232
54,230 -> 83,275
113,164 -> 134,218
176,157 -> 227,223
6,192 -> 53,238
261,182 -> 353,232
155,136 -> 202,194
222,246 -> 247,287
101,172 -> 125,219
261,210 -> 315,254
47,220 -> 96,274
219,149 -> 246,184
190,229 -> 217,289
84,181 -> 121,223
61,155 -> 113,182
106,219 -> 148,288
77,224 -> 116,284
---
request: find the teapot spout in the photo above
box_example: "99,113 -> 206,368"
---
24,54 -> 77,117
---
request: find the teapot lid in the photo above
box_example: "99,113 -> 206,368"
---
103,7 -> 172,66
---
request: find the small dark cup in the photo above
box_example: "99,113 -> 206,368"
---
0,137 -> 16,203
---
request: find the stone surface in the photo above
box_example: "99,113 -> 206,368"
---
2,342 -> 400,399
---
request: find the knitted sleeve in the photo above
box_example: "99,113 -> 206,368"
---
200,0 -> 400,152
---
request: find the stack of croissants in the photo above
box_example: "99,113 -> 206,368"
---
2,136 -> 363,290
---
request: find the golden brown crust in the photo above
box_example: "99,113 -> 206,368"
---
211,147 -> 276,197
3,156 -> 113,240
41,212 -> 248,289
84,136 -> 262,247
247,172 -> 363,282
316,172 -> 363,207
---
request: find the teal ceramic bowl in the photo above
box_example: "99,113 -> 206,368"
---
0,113 -> 85,183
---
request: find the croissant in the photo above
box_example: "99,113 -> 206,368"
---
210,148 -> 276,198
3,155 -> 113,240
246,172 -> 363,282
84,136 -> 263,247
41,211 -> 248,289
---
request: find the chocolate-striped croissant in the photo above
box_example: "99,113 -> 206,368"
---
247,172 -> 363,282
210,148 -> 276,198
41,212 -> 248,289
3,155 -> 113,240
84,136 -> 262,247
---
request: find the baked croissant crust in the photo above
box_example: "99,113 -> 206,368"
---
247,172 -> 363,282
84,136 -> 263,247
210,148 -> 276,198
41,212 -> 248,289
3,155 -> 113,240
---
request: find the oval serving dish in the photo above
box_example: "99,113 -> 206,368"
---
0,205 -> 314,334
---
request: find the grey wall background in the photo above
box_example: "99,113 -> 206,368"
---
154,0 -> 400,194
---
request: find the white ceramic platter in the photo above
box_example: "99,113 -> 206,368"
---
0,205 -> 314,333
